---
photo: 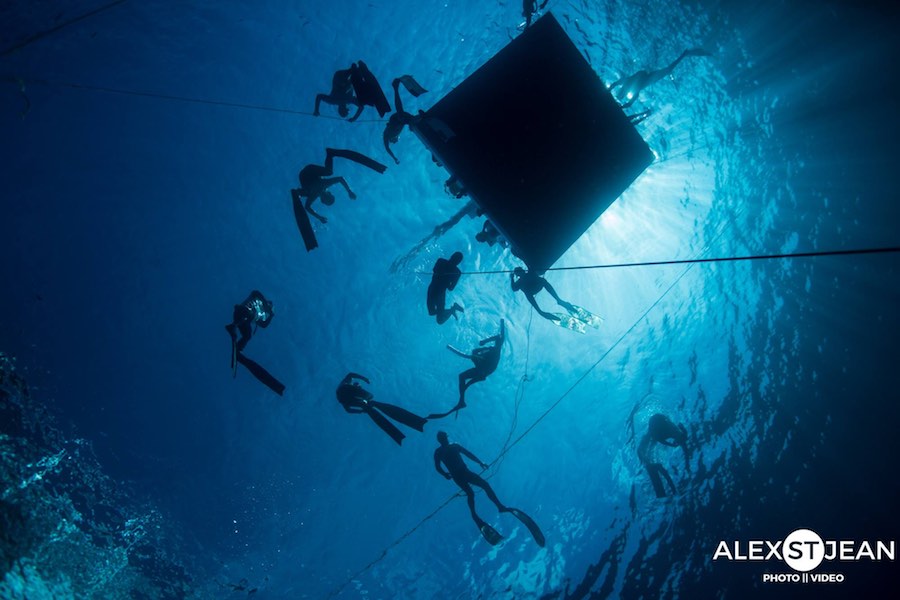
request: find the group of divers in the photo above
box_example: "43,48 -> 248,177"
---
225,6 -> 707,547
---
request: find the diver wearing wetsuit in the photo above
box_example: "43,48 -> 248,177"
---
637,414 -> 689,497
336,373 -> 427,446
434,431 -> 507,530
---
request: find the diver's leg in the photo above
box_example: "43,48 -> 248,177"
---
468,473 -> 507,512
646,464 -> 667,498
660,466 -> 678,495
458,368 -> 478,403
453,480 -> 483,525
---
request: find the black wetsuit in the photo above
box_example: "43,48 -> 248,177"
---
427,257 -> 461,323
229,290 -> 272,351
336,373 -> 427,446
434,442 -> 506,526
638,414 -> 688,497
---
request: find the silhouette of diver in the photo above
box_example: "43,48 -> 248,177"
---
609,48 -> 711,108
427,252 -> 465,324
383,75 -> 427,164
313,67 -> 359,118
475,220 -> 509,248
336,373 -> 428,446
522,0 -> 550,29
637,414 -> 689,498
389,201 -> 480,273
434,431 -> 506,530
226,291 -> 285,396
295,148 -> 387,225
347,60 -> 392,122
510,267 -> 575,322
434,431 -> 545,546
429,320 -> 505,419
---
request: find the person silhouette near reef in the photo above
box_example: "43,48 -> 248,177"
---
336,373 -> 428,446
434,431 -> 545,546
637,413 -> 689,498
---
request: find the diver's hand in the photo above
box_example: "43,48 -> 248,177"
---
318,216 -> 328,224
348,191 -> 357,200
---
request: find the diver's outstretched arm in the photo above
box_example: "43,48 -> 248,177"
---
460,446 -> 488,469
314,93 -> 326,116
324,176 -> 355,199
447,345 -> 473,359
479,319 -> 505,345
304,197 -> 327,223
348,103 -> 365,122
383,133 -> 399,165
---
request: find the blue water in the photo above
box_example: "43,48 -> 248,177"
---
2,0 -> 898,598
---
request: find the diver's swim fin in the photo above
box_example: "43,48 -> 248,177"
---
326,148 -> 388,174
226,325 -> 238,377
426,401 -> 464,420
366,407 -> 406,445
568,304 -> 603,328
369,401 -> 427,431
507,508 -> 545,547
291,188 -> 319,252
350,61 -> 392,117
235,353 -> 286,396
396,75 -> 427,97
479,522 -> 503,545
550,313 -> 587,334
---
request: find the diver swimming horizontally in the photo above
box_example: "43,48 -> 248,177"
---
429,320 -> 505,419
510,267 -> 602,332
637,413 -> 689,498
336,372 -> 428,446
434,431 -> 544,546
226,290 -> 285,396
609,48 -> 712,109
291,147 -> 387,251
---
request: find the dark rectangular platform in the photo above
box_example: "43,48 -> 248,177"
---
411,13 -> 653,272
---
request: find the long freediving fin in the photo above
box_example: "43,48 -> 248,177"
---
479,522 -> 503,545
292,188 -> 319,252
235,353 -> 286,396
507,508 -> 545,547
396,75 -> 428,97
325,148 -> 388,174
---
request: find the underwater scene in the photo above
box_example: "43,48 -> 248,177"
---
1,0 -> 898,598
